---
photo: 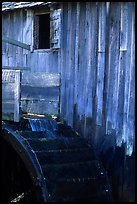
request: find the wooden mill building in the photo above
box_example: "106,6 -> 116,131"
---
2,2 -> 135,202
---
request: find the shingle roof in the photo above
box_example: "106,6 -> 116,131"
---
2,2 -> 59,12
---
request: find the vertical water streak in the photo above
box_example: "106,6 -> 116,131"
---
29,118 -> 58,132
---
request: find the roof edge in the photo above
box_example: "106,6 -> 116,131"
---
2,2 -> 62,12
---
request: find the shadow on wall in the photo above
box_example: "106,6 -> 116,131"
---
72,113 -> 135,202
100,145 -> 135,202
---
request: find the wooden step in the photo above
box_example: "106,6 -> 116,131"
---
35,147 -> 95,165
41,160 -> 107,181
57,123 -> 79,137
47,177 -> 111,202
19,130 -> 57,139
23,136 -> 90,151
43,160 -> 111,202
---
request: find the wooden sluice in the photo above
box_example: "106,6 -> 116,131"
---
1,70 -> 112,202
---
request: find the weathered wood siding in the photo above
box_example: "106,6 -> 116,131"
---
21,72 -> 60,116
60,2 -> 135,201
2,2 -> 135,201
60,2 -> 135,157
2,3 -> 135,155
2,71 -> 60,120
2,9 -> 59,72
2,70 -> 21,122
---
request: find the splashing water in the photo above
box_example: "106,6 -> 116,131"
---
29,118 -> 58,132
28,118 -> 69,144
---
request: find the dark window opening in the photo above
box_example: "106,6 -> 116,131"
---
34,13 -> 50,49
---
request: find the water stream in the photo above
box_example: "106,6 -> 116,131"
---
28,118 -> 69,145
29,118 -> 58,132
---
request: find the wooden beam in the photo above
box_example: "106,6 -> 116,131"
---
22,73 -> 60,87
14,70 -> 21,122
2,36 -> 30,51
2,66 -> 30,70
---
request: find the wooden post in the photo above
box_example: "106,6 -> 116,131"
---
14,70 -> 21,122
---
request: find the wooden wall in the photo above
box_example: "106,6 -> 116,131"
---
2,9 -> 59,72
60,2 -> 135,201
2,4 -> 135,155
60,2 -> 135,157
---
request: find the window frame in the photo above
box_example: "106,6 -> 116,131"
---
33,7 -> 61,52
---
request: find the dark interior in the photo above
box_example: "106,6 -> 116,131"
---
0,136 -> 41,203
38,13 -> 50,49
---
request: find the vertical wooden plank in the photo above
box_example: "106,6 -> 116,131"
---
106,3 -> 121,134
116,51 -> 125,146
8,11 -> 14,66
2,54 -> 6,67
25,10 -> 34,47
20,10 -> 24,67
65,3 -> 76,127
7,12 -> 11,66
86,2 -> 98,120
96,2 -> 106,125
69,3 -> 76,127
122,3 -> 135,155
30,51 -> 38,72
83,2 -> 90,138
53,51 -> 59,72
77,2 -> 86,117
60,3 -> 68,122
14,70 -> 21,122
84,2 -> 92,118
5,13 -> 10,56
74,2 -> 80,107
12,12 -> 16,67
120,3 -> 128,51
26,50 -> 31,69
116,3 -> 133,149
22,10 -> 30,67
90,2 -> 98,126
15,10 -> 20,67
103,2 -> 110,132
37,52 -> 48,72
7,12 -> 12,57
23,10 -> 28,55
65,2 -> 71,122
2,14 -> 7,54
50,8 -> 62,49
121,2 -> 131,146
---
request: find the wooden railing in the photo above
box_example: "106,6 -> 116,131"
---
2,36 -> 30,50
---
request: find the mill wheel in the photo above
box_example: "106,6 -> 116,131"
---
1,119 -> 112,202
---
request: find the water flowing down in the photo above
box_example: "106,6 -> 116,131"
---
28,118 -> 71,145
29,118 -> 58,132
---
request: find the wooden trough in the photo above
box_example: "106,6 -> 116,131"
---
2,69 -> 60,122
